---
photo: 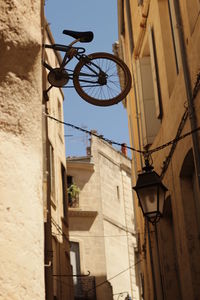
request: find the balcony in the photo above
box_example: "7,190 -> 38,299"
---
68,193 -> 79,208
74,276 -> 96,300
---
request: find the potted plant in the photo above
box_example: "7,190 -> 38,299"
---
67,183 -> 80,207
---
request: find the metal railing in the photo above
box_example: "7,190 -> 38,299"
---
68,194 -> 79,208
74,276 -> 96,300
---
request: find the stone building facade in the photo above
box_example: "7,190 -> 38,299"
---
0,2 -> 73,299
0,1 -> 45,299
67,135 -> 140,300
117,0 -> 200,299
43,23 -> 73,300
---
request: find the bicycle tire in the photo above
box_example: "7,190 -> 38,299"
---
73,52 -> 132,106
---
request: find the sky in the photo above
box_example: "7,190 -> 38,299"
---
45,0 -> 131,158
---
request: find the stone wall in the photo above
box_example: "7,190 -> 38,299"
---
117,0 -> 200,299
0,1 -> 45,299
67,136 -> 140,300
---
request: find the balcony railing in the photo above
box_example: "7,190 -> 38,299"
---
68,194 -> 79,208
74,276 -> 96,300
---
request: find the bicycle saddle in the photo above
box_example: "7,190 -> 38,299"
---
63,30 -> 94,43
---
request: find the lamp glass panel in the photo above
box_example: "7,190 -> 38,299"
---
158,186 -> 165,214
138,186 -> 158,216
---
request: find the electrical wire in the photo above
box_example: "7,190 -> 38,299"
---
87,259 -> 143,293
44,69 -> 200,181
51,218 -> 143,294
44,113 -> 200,157
44,113 -> 143,153
52,221 -> 153,238
53,232 -> 133,238
160,108 -> 188,178
53,260 -> 143,297
44,71 -> 200,161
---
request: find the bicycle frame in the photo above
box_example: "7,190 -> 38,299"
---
42,31 -> 132,106
43,38 -> 104,94
44,38 -> 85,72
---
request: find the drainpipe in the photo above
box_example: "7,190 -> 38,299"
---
174,0 -> 200,234
41,4 -> 54,299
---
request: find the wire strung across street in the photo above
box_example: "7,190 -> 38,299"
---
45,112 -> 200,156
86,259 -> 143,293
45,70 -> 200,178
45,113 -> 143,153
51,218 -> 144,292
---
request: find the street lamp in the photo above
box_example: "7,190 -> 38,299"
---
133,157 -> 168,224
133,156 -> 167,299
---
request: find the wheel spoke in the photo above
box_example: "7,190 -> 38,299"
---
78,59 -> 124,100
73,52 -> 131,106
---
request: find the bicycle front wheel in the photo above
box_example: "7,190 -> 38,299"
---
73,52 -> 132,106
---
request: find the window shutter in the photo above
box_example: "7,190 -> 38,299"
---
136,57 -> 161,147
168,0 -> 181,73
148,25 -> 162,119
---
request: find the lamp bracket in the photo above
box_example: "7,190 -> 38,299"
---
143,153 -> 154,173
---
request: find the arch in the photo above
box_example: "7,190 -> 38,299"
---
179,148 -> 200,298
158,196 -> 182,299
180,148 -> 195,177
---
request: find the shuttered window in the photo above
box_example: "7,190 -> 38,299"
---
168,0 -> 181,74
148,26 -> 162,119
49,143 -> 55,203
136,57 -> 161,147
126,0 -> 134,53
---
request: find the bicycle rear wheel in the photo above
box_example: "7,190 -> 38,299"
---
73,52 -> 132,106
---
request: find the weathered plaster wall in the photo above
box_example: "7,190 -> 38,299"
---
0,1 -> 44,299
118,0 -> 200,299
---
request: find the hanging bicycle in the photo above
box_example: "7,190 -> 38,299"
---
43,29 -> 132,107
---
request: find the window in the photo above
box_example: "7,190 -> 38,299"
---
70,242 -> 81,279
119,0 -> 125,35
67,175 -> 73,206
61,164 -> 67,217
158,0 -> 181,94
148,26 -> 162,119
67,176 -> 80,208
136,26 -> 162,147
117,185 -> 120,201
57,99 -> 63,139
136,56 -> 161,147
57,99 -> 61,120
168,0 -> 181,74
126,0 -> 134,53
49,143 -> 55,202
67,175 -> 73,186
70,241 -> 82,296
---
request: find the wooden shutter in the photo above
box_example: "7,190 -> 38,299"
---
136,57 -> 161,147
148,25 -> 162,119
168,0 -> 181,73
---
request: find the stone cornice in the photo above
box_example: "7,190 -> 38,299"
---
68,209 -> 98,218
67,161 -> 95,171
